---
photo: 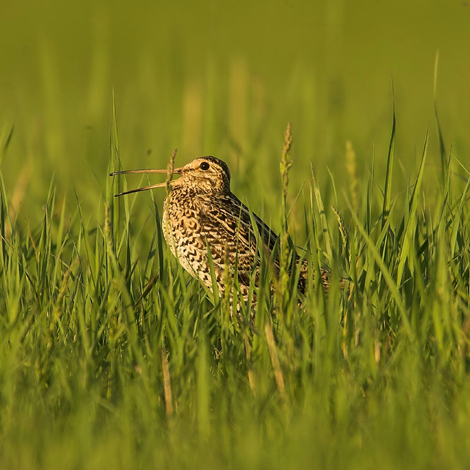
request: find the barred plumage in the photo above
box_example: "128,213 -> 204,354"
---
111,156 -> 343,306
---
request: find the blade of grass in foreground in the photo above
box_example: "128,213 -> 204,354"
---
0,122 -> 13,167
382,81 -> 396,230
433,51 -> 448,190
396,130 -> 428,286
311,166 -> 333,261
346,198 -> 412,340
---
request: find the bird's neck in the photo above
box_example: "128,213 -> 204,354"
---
168,185 -> 227,201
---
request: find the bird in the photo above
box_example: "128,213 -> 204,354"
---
110,156 -> 344,309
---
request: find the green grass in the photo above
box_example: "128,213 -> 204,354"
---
1,100 -> 470,469
2,1 -> 470,468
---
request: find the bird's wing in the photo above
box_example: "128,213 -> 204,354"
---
197,194 -> 281,286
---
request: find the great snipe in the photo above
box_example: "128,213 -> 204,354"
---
111,156 -> 343,306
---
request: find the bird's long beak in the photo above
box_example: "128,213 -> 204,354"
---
109,167 -> 183,197
109,168 -> 183,197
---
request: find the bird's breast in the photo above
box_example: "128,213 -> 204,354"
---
162,191 -> 204,252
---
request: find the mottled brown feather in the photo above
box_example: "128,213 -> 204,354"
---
156,157 -> 344,305
113,156 -> 346,307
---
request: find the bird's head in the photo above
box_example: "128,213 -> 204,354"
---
110,156 -> 231,196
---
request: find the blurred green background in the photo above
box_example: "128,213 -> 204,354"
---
1,0 -> 469,224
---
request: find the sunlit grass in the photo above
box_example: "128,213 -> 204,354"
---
1,76 -> 470,469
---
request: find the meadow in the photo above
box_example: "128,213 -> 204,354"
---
1,1 -> 470,469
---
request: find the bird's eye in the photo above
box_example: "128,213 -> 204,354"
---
199,162 -> 210,171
